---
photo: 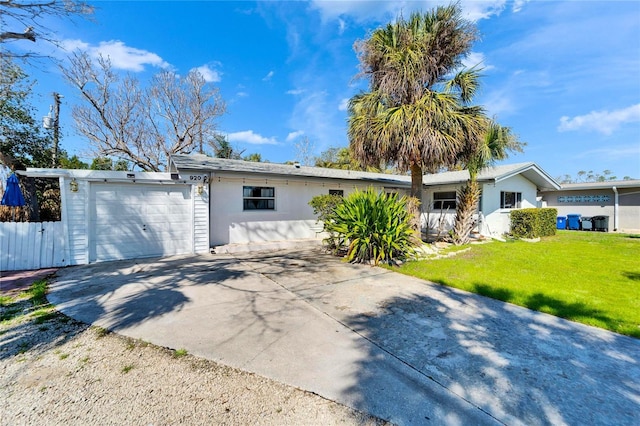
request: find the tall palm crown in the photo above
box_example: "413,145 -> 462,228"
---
349,5 -> 486,202
465,121 -> 524,178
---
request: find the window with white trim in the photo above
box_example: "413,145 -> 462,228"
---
500,191 -> 522,209
243,186 -> 275,210
432,191 -> 456,210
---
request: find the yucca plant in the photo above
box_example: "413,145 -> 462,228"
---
325,188 -> 418,265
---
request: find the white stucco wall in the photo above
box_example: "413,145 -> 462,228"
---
208,172 -> 407,246
422,185 -> 459,235
420,176 -> 540,237
479,174 -> 538,237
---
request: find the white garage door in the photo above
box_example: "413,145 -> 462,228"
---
89,183 -> 193,262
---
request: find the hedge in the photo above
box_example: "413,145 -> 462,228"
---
510,208 -> 558,238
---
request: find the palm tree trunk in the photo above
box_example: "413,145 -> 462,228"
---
452,179 -> 480,245
410,163 -> 423,236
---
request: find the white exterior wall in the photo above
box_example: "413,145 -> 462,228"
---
480,174 -> 538,237
422,185 -> 459,234
56,172 -> 207,265
60,176 -> 89,265
209,173 -> 405,246
193,186 -> 210,253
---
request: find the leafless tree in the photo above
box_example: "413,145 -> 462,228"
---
63,51 -> 226,171
0,0 -> 93,60
293,135 -> 316,166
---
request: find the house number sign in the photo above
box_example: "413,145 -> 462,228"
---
188,175 -> 209,184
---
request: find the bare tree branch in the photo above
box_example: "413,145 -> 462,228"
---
0,26 -> 35,42
0,0 -> 93,61
62,51 -> 226,171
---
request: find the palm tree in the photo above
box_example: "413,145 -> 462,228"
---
213,134 -> 244,160
451,121 -> 524,245
348,5 -> 486,229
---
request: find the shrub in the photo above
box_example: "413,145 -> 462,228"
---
324,188 -> 417,265
510,208 -> 558,238
537,208 -> 558,237
308,194 -> 345,253
308,194 -> 343,223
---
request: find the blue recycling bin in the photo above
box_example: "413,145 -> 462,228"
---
567,214 -> 582,230
556,216 -> 567,230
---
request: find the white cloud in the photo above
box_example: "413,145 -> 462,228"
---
462,52 -> 494,71
461,1 -> 507,21
558,104 -> 640,135
192,64 -> 222,83
287,90 -> 345,153
60,39 -> 90,52
338,18 -> 346,35
286,130 -> 304,142
512,0 -> 530,13
286,89 -> 305,95
61,39 -> 169,72
484,92 -> 514,117
262,70 -> 274,81
338,98 -> 349,111
236,91 -> 249,98
92,40 -> 169,71
576,144 -> 640,161
309,0 -> 514,24
227,130 -> 278,145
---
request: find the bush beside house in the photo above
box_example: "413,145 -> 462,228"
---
310,189 -> 417,265
510,208 -> 558,238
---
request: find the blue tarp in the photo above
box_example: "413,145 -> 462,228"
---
1,173 -> 26,207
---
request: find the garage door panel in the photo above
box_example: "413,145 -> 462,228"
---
90,183 -> 193,263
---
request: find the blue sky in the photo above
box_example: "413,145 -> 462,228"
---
16,0 -> 640,180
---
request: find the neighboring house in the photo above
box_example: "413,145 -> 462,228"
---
13,156 -> 559,267
418,162 -> 560,237
539,180 -> 640,232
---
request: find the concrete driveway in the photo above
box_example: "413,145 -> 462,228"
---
49,247 -> 639,426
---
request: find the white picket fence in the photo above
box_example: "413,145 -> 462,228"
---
0,221 -> 66,271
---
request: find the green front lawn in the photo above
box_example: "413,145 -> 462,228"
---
398,231 -> 640,338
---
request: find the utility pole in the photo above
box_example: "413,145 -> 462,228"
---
52,92 -> 61,168
44,92 -> 62,168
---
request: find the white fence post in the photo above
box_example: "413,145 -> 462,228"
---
0,221 -> 66,271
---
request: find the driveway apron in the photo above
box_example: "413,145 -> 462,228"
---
49,248 -> 640,426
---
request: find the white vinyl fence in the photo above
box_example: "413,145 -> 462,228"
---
0,222 -> 66,271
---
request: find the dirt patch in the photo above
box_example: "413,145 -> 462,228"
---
0,268 -> 58,296
1,303 -> 389,425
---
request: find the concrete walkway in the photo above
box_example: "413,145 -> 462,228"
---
49,248 -> 640,426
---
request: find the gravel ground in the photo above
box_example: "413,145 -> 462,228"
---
1,294 -> 388,425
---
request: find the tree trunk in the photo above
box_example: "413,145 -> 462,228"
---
410,163 -> 423,237
451,179 -> 480,245
25,177 -> 40,222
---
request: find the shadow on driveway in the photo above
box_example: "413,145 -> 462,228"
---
50,255 -> 249,331
343,287 -> 640,425
46,248 -> 640,425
